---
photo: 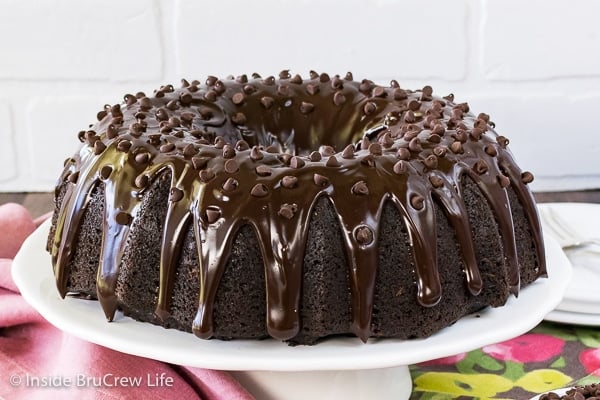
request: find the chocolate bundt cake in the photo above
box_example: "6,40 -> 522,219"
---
47,71 -> 546,345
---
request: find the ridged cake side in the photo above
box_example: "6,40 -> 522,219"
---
48,72 -> 546,344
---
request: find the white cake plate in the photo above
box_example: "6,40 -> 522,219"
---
13,220 -> 571,400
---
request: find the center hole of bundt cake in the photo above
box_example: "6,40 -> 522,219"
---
224,95 -> 383,156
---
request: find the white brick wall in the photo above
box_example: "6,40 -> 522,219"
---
0,0 -> 598,192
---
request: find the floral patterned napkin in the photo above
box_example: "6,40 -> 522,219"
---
410,322 -> 600,399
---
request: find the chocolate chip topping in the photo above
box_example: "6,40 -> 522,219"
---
115,211 -> 132,225
250,183 -> 269,197
351,180 -> 369,195
521,171 -> 534,184
50,72 -> 545,345
354,225 -> 374,245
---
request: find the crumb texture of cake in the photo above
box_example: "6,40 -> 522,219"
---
47,71 -> 546,345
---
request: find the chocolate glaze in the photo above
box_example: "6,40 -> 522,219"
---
49,72 -> 547,342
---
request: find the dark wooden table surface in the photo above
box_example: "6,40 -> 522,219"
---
1,190 -> 600,218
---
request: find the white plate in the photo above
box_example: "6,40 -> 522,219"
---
539,203 -> 600,314
545,309 -> 600,326
13,220 -> 571,372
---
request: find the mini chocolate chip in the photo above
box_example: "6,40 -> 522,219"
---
192,156 -> 209,170
497,174 -> 511,188
170,187 -> 184,202
363,101 -> 377,115
354,225 -> 374,245
243,84 -> 256,94
117,140 -> 132,152
444,93 -> 455,102
421,85 -> 433,101
278,153 -> 292,165
359,136 -> 370,151
309,70 -> 319,79
408,100 -> 421,111
135,174 -> 149,188
181,143 -> 196,157
331,76 -> 344,90
473,160 -> 488,175
290,156 -> 305,169
454,129 -> 468,143
263,76 -> 275,85
222,144 -> 236,159
326,155 -> 340,167
236,74 -> 248,83
380,132 -> 394,148
429,175 -> 444,188
433,145 -> 447,157
232,92 -> 245,105
477,112 -> 490,122
368,143 -> 382,155
432,124 -> 445,136
521,171 -> 534,184
97,110 -> 108,121
278,203 -> 298,219
456,102 -> 470,113
134,152 -> 149,164
205,207 -> 221,224
342,145 -> 354,159
320,145 -> 336,156
251,183 -> 269,197
279,70 -> 291,79
313,173 -> 329,187
423,154 -> 438,169
67,171 -> 80,184
250,146 -> 264,161
372,86 -> 386,98
106,124 -> 119,139
470,127 -> 484,140
222,177 -> 238,192
359,79 -> 372,93
393,88 -> 408,100
309,151 -> 322,162
160,142 -> 175,153
404,110 -> 416,123
344,72 -> 353,81
260,96 -> 274,109
214,80 -> 226,94
333,91 -> 346,106
427,134 -> 442,144
198,107 -> 213,120
408,137 -> 422,152
282,175 -> 298,188
224,159 -> 239,174
497,136 -> 509,148
390,79 -> 400,88
206,75 -> 218,86
290,74 -> 303,84
484,144 -> 497,157
180,112 -> 195,125
319,72 -> 330,82
255,165 -> 272,176
396,147 -> 410,160
449,141 -> 463,154
166,100 -> 179,111
180,92 -> 193,106
204,90 -> 217,101
351,181 -> 369,195
231,112 -> 247,125
306,83 -> 319,95
94,141 -> 107,155
235,140 -> 250,151
100,165 -> 112,180
393,160 -> 407,175
115,211 -> 132,225
300,101 -> 315,114
214,137 -> 226,149
410,194 -> 425,210
199,168 -> 215,182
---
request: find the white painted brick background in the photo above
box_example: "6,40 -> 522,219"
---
0,0 -> 599,192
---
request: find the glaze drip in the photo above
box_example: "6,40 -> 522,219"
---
49,72 -> 546,342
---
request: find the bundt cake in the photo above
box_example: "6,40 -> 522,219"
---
47,71 -> 546,345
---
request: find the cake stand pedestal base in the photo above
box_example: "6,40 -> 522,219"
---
230,365 -> 412,400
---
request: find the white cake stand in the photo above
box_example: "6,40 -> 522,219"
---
12,220 -> 571,400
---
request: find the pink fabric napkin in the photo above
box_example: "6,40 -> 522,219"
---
0,203 -> 254,400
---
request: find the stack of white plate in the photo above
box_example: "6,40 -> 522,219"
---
539,203 -> 600,326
